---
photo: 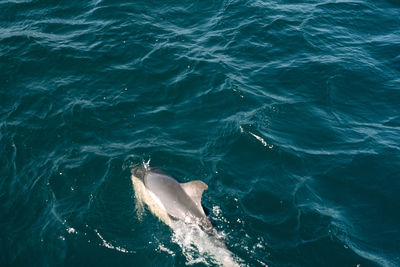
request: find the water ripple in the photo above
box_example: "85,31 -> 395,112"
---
1,0 -> 400,266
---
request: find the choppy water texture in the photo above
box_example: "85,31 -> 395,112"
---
1,0 -> 400,266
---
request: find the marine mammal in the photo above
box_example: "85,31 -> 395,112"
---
131,164 -> 238,266
131,166 -> 215,234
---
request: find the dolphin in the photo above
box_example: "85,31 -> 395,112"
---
131,166 -> 215,233
131,165 -> 239,266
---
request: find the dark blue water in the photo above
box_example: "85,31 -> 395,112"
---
1,0 -> 399,266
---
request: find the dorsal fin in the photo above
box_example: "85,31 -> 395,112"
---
180,180 -> 208,213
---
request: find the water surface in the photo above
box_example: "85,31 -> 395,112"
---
1,0 -> 400,266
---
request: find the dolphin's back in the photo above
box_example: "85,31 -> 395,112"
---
144,169 -> 206,223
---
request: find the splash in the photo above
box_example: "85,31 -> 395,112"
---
143,158 -> 151,170
156,243 -> 176,256
169,220 -> 240,266
94,229 -> 135,254
249,132 -> 273,149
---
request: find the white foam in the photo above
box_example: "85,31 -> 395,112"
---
249,132 -> 273,149
67,227 -> 76,234
170,221 -> 240,266
94,229 -> 135,254
157,243 -> 175,256
143,158 -> 151,170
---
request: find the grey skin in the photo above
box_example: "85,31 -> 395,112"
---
133,167 -> 220,238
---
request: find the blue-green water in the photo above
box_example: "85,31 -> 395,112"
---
1,0 -> 399,266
